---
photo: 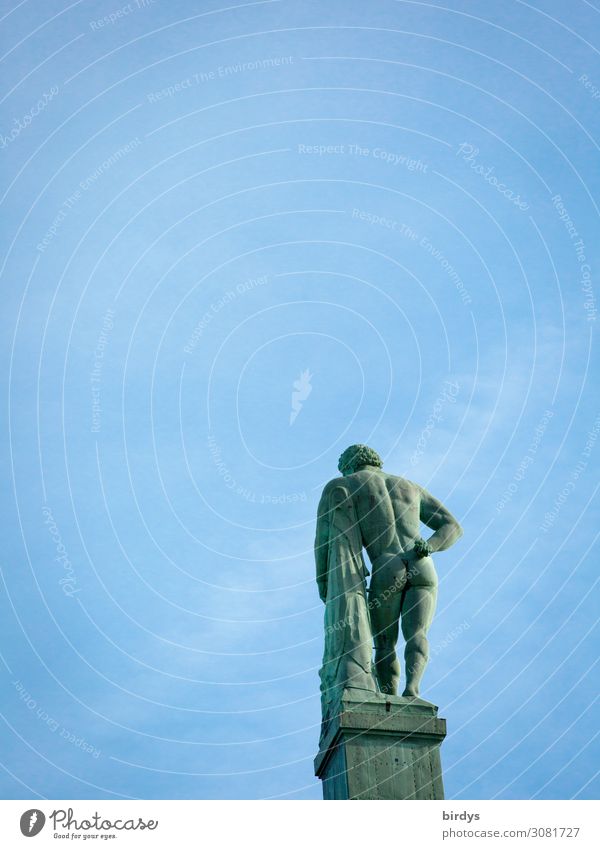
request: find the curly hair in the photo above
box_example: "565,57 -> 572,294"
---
337,444 -> 383,475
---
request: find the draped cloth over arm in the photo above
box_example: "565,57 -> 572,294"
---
317,483 -> 377,730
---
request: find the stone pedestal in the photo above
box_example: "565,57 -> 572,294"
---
314,690 -> 446,800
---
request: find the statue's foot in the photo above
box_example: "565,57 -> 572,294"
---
402,687 -> 419,698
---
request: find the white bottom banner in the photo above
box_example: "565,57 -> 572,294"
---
0,800 -> 597,848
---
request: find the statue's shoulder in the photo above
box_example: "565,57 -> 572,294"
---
383,474 -> 421,495
320,475 -> 348,497
319,477 -> 360,510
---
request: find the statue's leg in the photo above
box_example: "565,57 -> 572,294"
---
400,556 -> 438,697
368,556 -> 407,695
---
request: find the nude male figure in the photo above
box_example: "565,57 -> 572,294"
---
315,444 -> 463,698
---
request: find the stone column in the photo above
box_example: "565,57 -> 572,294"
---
314,691 -> 447,800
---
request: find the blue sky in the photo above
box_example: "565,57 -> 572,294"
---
0,0 -> 598,800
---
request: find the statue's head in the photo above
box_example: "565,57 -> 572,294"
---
338,444 -> 383,476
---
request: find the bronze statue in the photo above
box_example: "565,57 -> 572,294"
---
315,444 -> 463,726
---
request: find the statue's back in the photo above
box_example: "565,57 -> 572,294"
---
343,468 -> 421,562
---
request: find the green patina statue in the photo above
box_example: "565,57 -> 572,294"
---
315,444 -> 463,727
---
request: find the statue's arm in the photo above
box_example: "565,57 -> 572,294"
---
314,486 -> 332,602
418,486 -> 463,553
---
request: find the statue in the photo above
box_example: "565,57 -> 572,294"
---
315,444 -> 463,730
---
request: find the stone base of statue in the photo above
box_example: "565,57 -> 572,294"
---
314,689 -> 446,800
